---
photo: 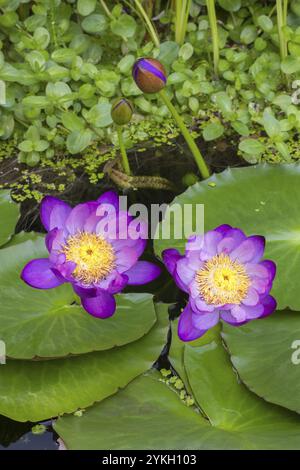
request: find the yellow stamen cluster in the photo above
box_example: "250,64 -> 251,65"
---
63,232 -> 115,285
196,253 -> 250,305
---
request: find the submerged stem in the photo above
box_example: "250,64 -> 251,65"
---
159,89 -> 210,180
117,126 -> 131,176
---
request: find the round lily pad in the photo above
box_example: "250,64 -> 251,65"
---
0,303 -> 168,422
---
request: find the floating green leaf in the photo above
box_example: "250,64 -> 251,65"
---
0,303 -> 168,422
55,324 -> 300,449
222,310 -> 300,414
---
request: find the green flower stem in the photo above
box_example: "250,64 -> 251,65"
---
206,0 -> 219,77
117,126 -> 131,176
159,89 -> 210,180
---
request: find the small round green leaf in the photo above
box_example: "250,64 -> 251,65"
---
203,122 -> 224,141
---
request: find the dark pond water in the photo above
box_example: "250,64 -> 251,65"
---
0,137 -> 245,450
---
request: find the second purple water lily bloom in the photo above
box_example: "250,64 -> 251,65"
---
21,191 -> 161,318
163,225 -> 277,341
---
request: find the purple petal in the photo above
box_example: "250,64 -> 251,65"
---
230,305 -> 249,322
260,260 -> 276,282
162,248 -> 182,275
111,237 -> 146,258
192,311 -> 219,331
97,191 -> 119,211
186,230 -> 222,260
242,287 -> 260,306
232,303 -> 264,321
40,196 -> 71,231
176,258 -> 196,289
185,234 -> 204,253
246,262 -> 270,278
107,273 -> 128,294
220,310 -> 248,326
81,290 -> 116,319
65,202 -> 96,234
185,250 -> 203,270
214,224 -> 233,235
230,236 -> 265,264
96,210 -> 128,240
125,261 -> 161,285
217,237 -> 240,255
45,228 -> 66,253
217,228 -> 247,254
21,258 -> 63,289
202,231 -> 223,257
260,295 -> 277,318
73,284 -> 97,298
52,261 -> 76,281
178,303 -> 204,342
189,294 -> 216,313
246,260 -> 276,296
115,247 -> 139,273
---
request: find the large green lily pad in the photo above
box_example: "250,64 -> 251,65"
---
54,321 -> 300,450
0,237 -> 157,359
222,310 -> 300,414
0,190 -> 19,247
55,371 -> 228,450
154,164 -> 300,310
0,303 -> 168,422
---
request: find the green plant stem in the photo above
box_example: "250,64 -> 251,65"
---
174,0 -> 191,45
99,0 -> 113,19
206,0 -> 219,77
117,126 -> 131,176
49,0 -> 58,49
276,0 -> 287,60
283,0 -> 288,25
132,0 -> 160,47
159,89 -> 210,179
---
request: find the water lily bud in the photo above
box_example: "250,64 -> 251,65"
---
111,98 -> 133,125
132,58 -> 166,93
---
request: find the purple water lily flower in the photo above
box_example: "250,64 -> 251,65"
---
163,225 -> 277,341
21,191 -> 161,318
